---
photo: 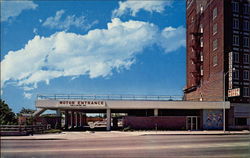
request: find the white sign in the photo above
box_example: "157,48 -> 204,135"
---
228,52 -> 233,89
59,100 -> 105,107
228,88 -> 240,97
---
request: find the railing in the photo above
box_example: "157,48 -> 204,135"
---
0,125 -> 49,136
37,94 -> 183,101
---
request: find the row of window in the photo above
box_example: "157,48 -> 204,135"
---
233,35 -> 250,47
233,53 -> 250,64
232,1 -> 250,14
233,18 -> 250,31
232,69 -> 250,80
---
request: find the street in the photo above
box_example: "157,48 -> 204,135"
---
1,132 -> 250,158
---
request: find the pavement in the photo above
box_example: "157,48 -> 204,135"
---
1,130 -> 249,140
1,131 -> 250,158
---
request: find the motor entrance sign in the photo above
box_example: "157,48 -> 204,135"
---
59,101 -> 105,107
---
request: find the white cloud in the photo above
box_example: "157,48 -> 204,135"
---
159,26 -> 186,53
1,0 -> 38,22
42,10 -> 98,31
113,0 -> 172,17
1,18 -> 185,92
33,28 -> 38,34
24,92 -> 32,99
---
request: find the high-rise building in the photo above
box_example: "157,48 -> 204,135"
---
184,0 -> 250,129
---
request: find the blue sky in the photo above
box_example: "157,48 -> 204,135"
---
1,0 -> 186,113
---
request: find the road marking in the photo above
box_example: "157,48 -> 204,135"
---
2,142 -> 249,153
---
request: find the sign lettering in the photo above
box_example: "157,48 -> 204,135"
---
59,101 -> 105,107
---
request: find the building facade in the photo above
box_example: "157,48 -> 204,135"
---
184,0 -> 250,129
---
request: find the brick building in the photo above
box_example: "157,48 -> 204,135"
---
184,0 -> 250,129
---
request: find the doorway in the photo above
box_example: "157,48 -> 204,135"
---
186,116 -> 199,130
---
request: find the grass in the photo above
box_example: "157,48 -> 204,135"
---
44,129 -> 62,134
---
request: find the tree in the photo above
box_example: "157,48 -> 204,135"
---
18,107 -> 35,116
0,99 -> 17,125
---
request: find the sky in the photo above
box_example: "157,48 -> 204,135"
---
1,0 -> 186,113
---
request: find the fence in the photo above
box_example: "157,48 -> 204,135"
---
0,125 -> 49,136
37,94 -> 183,101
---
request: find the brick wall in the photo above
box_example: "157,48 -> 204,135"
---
123,116 -> 186,130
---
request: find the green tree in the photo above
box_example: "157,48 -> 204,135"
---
0,99 -> 17,125
18,107 -> 35,116
17,107 -> 36,125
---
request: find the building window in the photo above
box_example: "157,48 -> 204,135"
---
243,4 -> 250,14
243,87 -> 250,97
232,1 -> 239,13
243,70 -> 249,80
213,8 -> 217,20
200,4 -> 204,14
233,35 -> 239,46
213,39 -> 218,51
243,37 -> 249,47
233,18 -> 239,29
213,23 -> 218,35
243,54 -> 250,64
233,69 -> 239,79
233,52 -> 239,63
213,55 -> 218,66
243,20 -> 250,31
200,24 -> 203,33
191,16 -> 194,23
200,37 -> 203,47
235,118 -> 247,126
192,34 -> 194,40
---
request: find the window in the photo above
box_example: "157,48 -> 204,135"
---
192,34 -> 194,40
200,37 -> 203,47
213,55 -> 218,66
213,8 -> 217,20
213,23 -> 218,35
243,54 -> 250,64
200,51 -> 204,61
243,37 -> 249,47
200,5 -> 204,14
233,35 -> 239,46
243,20 -> 249,31
213,39 -> 218,51
243,87 -> 250,97
233,18 -> 239,29
243,4 -> 250,14
200,24 -> 203,33
233,69 -> 239,79
243,70 -> 249,80
233,52 -> 239,63
191,16 -> 194,23
235,118 -> 247,126
232,2 -> 239,12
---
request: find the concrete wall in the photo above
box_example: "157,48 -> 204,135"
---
123,116 -> 186,130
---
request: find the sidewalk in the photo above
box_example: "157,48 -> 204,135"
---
118,130 -> 250,136
1,130 -> 249,140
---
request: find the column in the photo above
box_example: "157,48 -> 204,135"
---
75,112 -> 78,128
65,110 -> 69,130
80,112 -> 82,127
154,109 -> 158,116
71,111 -> 74,129
56,110 -> 62,129
106,109 -> 111,131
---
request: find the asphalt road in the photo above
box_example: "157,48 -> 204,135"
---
1,133 -> 250,158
